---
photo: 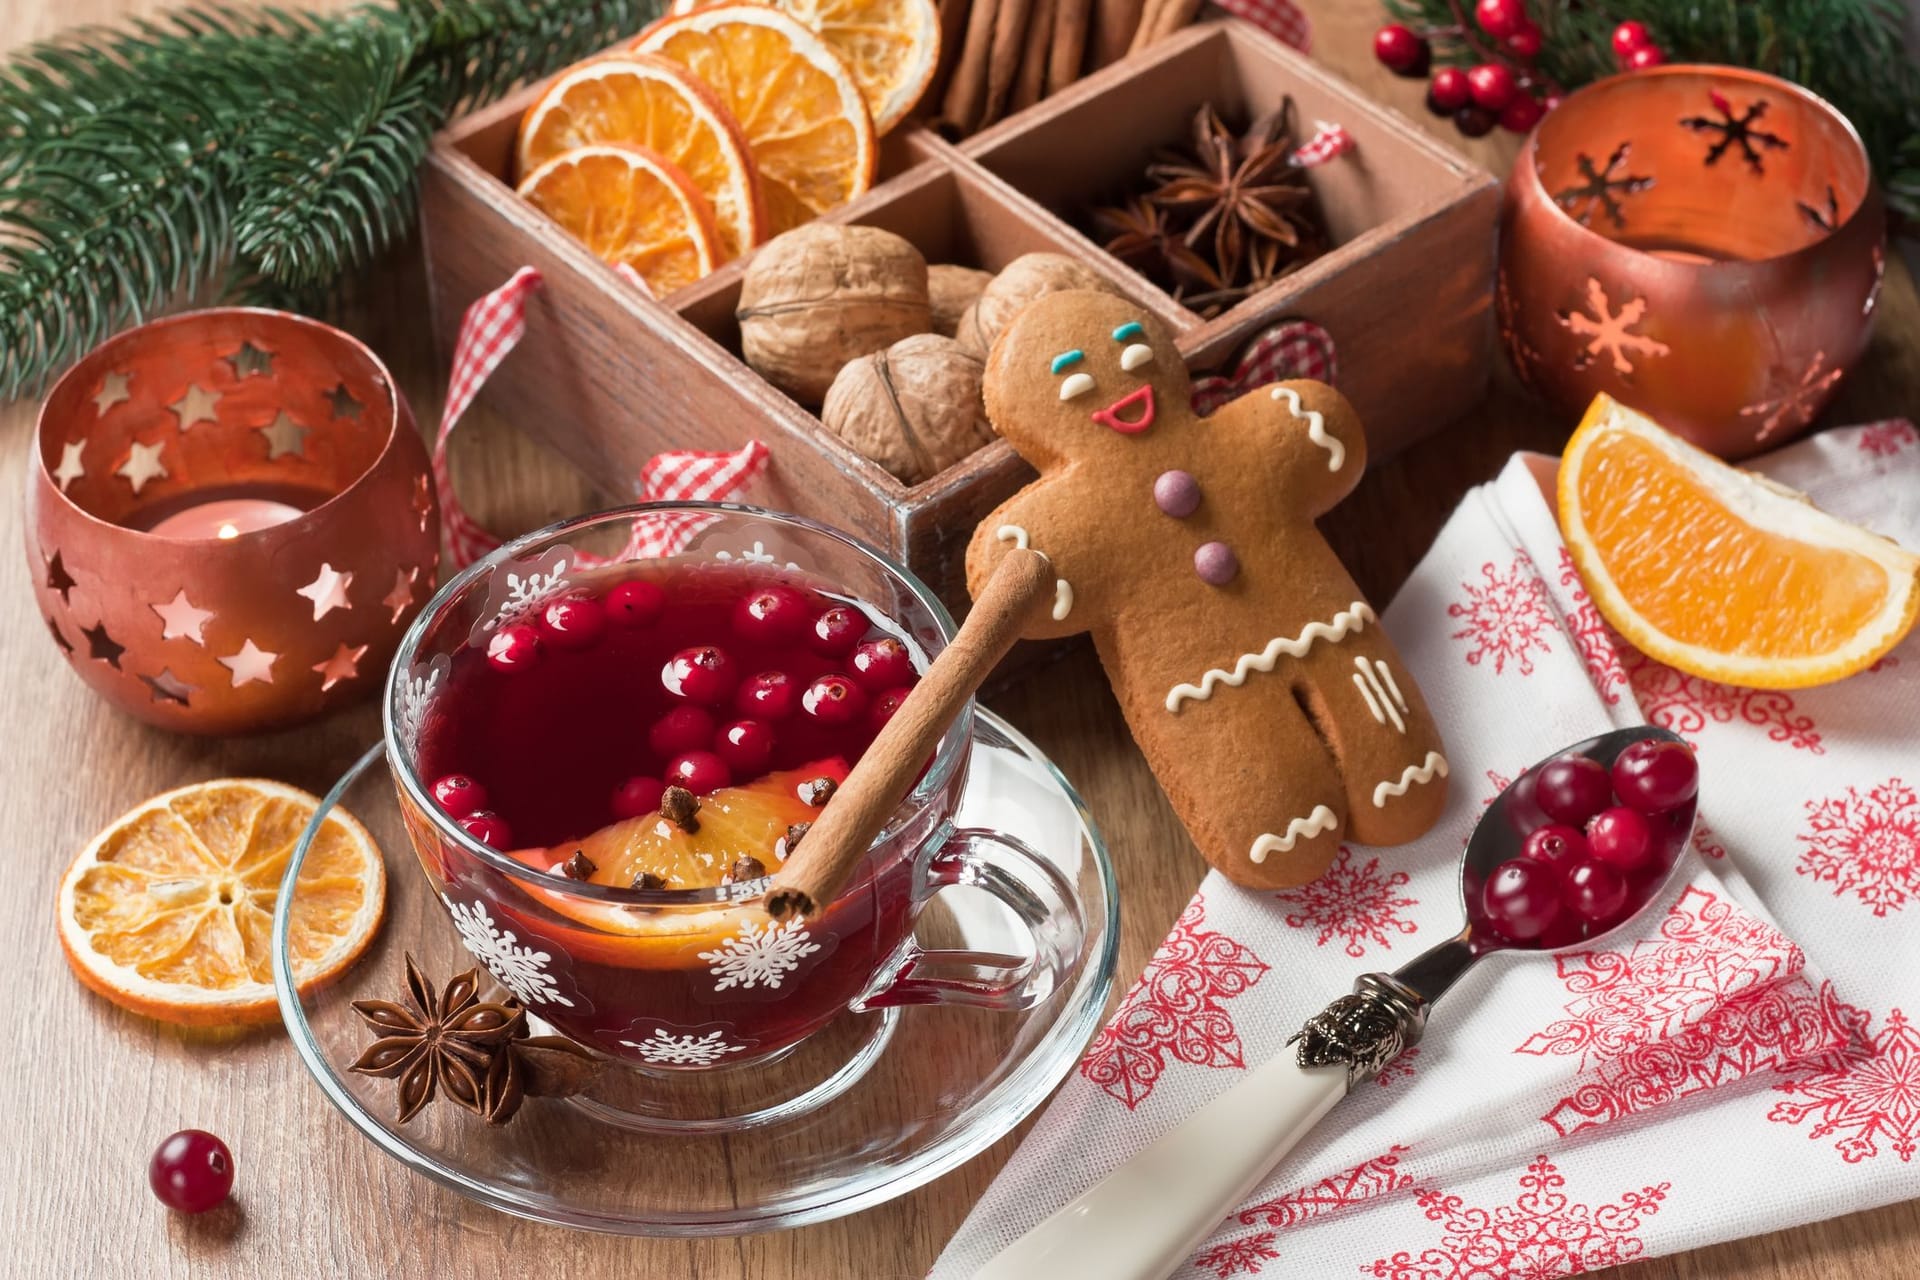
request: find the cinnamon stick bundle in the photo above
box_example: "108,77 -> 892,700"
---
1088,0 -> 1143,68
1046,0 -> 1093,95
1129,0 -> 1202,53
765,549 -> 1057,920
980,0 -> 1036,126
1010,0 -> 1057,112
940,0 -> 1001,132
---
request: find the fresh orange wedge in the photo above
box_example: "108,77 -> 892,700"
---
516,54 -> 762,261
57,780 -> 385,1026
633,5 -> 877,233
1559,394 -> 1920,689
668,0 -> 939,134
517,143 -> 721,295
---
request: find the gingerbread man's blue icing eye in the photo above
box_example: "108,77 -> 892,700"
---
1052,349 -> 1095,401
1112,320 -> 1154,372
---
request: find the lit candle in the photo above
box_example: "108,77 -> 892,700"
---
145,497 -> 307,541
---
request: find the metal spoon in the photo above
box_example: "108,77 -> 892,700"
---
977,725 -> 1696,1280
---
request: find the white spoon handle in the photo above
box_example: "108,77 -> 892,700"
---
974,1051 -> 1347,1280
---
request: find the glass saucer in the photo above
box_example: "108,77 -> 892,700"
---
272,710 -> 1117,1236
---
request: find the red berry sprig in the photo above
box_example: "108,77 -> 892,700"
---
1611,19 -> 1666,70
1372,0 -> 1558,139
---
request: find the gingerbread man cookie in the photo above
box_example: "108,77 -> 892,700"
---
966,291 -> 1448,889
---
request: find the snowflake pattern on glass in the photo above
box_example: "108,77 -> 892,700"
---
1448,552 -> 1557,677
1554,549 -> 1627,706
1273,846 -> 1418,959
466,544 -> 573,645
1078,895 -> 1269,1110
395,657 -> 446,755
1795,778 -> 1920,917
620,1026 -> 749,1066
1513,887 -> 1845,1138
699,916 -> 822,992
1770,988 -> 1919,1163
1360,1155 -> 1668,1280
1623,650 -> 1824,753
714,539 -> 801,570
443,894 -> 576,1008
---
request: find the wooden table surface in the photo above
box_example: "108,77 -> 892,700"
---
6,0 -> 1918,1276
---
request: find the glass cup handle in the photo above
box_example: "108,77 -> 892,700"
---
852,826 -> 1083,1013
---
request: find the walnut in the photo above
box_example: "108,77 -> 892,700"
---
955,253 -> 1122,356
822,334 -> 993,484
927,264 -> 992,339
737,224 -> 931,405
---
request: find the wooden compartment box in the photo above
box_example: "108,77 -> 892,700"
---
420,18 -> 1498,612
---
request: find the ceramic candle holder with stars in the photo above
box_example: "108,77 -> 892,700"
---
1498,64 -> 1884,458
27,308 -> 440,735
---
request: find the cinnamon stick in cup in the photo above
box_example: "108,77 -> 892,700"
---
765,548 -> 1057,920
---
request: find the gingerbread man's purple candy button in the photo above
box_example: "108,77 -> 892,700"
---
1194,541 -> 1238,585
1154,469 -> 1201,518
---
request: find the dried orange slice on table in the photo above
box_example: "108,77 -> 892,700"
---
633,5 -> 878,234
518,144 -> 722,295
1560,394 -> 1920,689
517,54 -> 762,261
668,0 -> 941,134
57,780 -> 385,1026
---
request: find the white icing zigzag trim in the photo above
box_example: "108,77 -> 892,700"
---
1352,656 -> 1406,734
1271,385 -> 1343,472
1372,752 -> 1449,808
996,524 -> 1073,621
1250,806 -> 1339,863
1165,602 -> 1375,712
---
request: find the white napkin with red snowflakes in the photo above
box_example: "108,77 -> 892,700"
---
933,419 -> 1920,1280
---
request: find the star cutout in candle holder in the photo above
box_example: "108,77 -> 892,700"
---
226,341 -> 275,379
313,642 -> 369,691
83,621 -> 125,669
117,440 -> 169,494
141,669 -> 196,706
152,588 -> 215,644
410,474 -> 434,534
1680,91 -> 1789,174
169,383 -> 222,430
217,639 -> 278,687
47,617 -> 73,656
46,551 -> 77,604
93,372 -> 132,415
327,382 -> 364,420
257,412 -> 308,461
297,563 -> 354,620
383,566 -> 420,623
51,440 -> 85,492
1740,352 -> 1844,442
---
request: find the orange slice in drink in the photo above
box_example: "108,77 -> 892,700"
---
633,5 -> 877,233
516,55 -> 762,261
57,780 -> 385,1026
668,0 -> 940,134
1559,394 -> 1920,689
517,143 -> 721,295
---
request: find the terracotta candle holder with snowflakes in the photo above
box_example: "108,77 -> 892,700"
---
27,308 -> 440,734
1498,64 -> 1884,459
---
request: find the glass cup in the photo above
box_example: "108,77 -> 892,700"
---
384,506 -> 1087,1073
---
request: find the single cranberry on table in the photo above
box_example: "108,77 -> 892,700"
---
606,579 -> 665,626
611,775 -> 668,820
802,673 -> 869,725
849,637 -> 914,690
1481,857 -> 1562,940
667,750 -> 733,794
1372,23 -> 1430,77
539,594 -> 606,650
459,811 -> 513,849
1535,755 -> 1612,827
1522,823 -> 1588,871
1562,859 -> 1629,923
715,719 -> 775,775
649,705 -> 717,757
809,605 -> 866,656
1587,805 -> 1655,870
1610,739 -> 1699,814
149,1129 -> 233,1214
431,773 -> 489,819
486,624 -> 540,673
736,670 -> 799,720
1427,66 -> 1472,115
1466,63 -> 1517,112
733,584 -> 812,644
662,645 -> 737,704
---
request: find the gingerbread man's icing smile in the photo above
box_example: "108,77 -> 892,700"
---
967,291 -> 1449,890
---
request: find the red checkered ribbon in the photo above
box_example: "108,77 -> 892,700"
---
1189,318 -> 1338,418
1212,0 -> 1310,51
431,267 -> 769,570
1291,120 -> 1355,168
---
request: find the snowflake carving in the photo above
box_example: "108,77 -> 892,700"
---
1554,549 -> 1627,705
621,1026 -> 747,1066
1079,895 -> 1269,1109
1195,1147 -> 1414,1277
1551,143 -> 1653,230
1513,887 -> 1845,1137
1771,989 -> 1920,1163
1448,553 -> 1557,677
1739,351 -> 1843,443
1274,846 -> 1418,958
444,894 -> 576,1008
1797,185 -> 1840,233
1680,90 -> 1789,173
699,916 -> 822,991
1558,277 -> 1671,378
1623,650 -> 1823,753
1361,1155 -> 1668,1279
469,546 -> 573,643
1496,270 -> 1543,390
1796,778 -> 1920,917
395,658 -> 446,755
1858,420 -> 1917,457
1193,1233 -> 1280,1278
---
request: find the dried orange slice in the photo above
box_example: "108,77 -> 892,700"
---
1560,394 -> 1920,689
516,55 -> 762,261
517,144 -> 721,295
669,0 -> 939,134
57,780 -> 385,1026
633,5 -> 877,233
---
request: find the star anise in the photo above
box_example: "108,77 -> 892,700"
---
1144,103 -> 1317,289
351,954 -> 525,1123
1091,196 -> 1225,297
